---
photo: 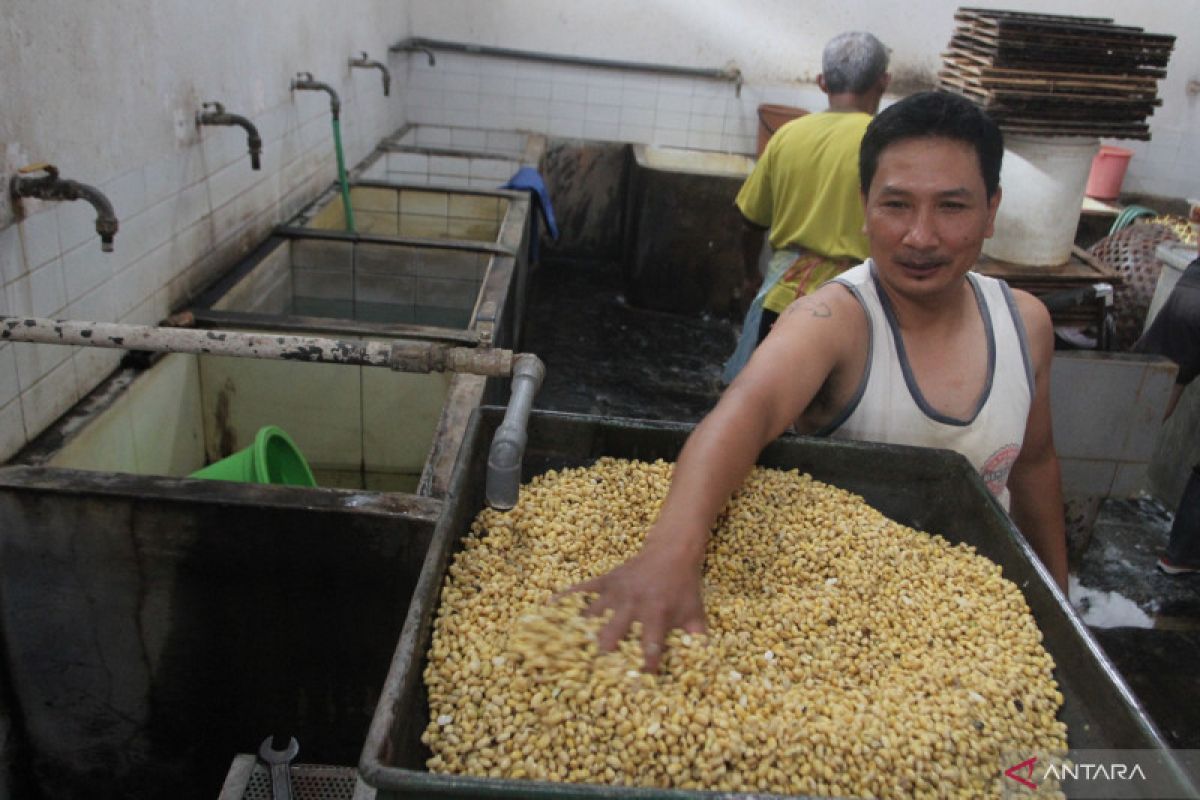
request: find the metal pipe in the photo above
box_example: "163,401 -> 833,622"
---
196,101 -> 263,170
10,164 -> 119,252
389,36 -> 742,95
0,315 -> 518,377
291,72 -> 341,119
349,52 -> 391,96
485,352 -> 546,510
291,71 -> 354,233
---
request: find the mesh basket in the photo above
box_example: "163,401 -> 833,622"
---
223,756 -> 361,800
1088,222 -> 1181,350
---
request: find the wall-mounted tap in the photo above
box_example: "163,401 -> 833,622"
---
10,164 -> 118,252
349,51 -> 391,96
196,101 -> 263,170
291,72 -> 341,120
389,38 -> 437,67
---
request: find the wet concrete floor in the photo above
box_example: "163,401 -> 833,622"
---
524,256 -> 1200,751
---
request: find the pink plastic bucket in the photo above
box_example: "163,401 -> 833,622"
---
1085,145 -> 1133,200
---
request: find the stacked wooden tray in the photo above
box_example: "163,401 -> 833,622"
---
938,8 -> 1174,139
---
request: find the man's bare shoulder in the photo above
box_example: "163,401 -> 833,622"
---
1009,287 -> 1054,363
778,280 -> 866,326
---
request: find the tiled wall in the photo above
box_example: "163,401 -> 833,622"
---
402,51 -> 828,156
0,87 -> 392,463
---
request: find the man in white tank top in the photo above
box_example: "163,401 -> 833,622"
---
572,91 -> 1068,672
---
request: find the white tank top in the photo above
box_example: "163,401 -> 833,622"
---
821,260 -> 1034,508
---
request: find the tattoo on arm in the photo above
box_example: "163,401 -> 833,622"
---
784,298 -> 832,319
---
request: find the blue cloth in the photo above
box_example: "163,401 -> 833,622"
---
502,167 -> 559,261
721,248 -> 792,384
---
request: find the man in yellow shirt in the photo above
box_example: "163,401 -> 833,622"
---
724,32 -> 890,382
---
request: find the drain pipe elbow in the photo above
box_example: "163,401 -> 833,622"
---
485,353 -> 546,510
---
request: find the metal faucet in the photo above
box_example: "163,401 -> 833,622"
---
485,353 -> 546,510
349,51 -> 391,96
196,102 -> 263,170
392,40 -> 436,67
291,72 -> 341,120
10,164 -> 118,252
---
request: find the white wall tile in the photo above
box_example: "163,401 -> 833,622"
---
73,345 -> 123,396
449,129 -> 488,149
8,258 -> 67,317
444,73 -> 482,94
690,94 -> 729,116
584,121 -> 620,142
587,86 -> 623,106
406,88 -> 445,112
620,106 -> 656,128
479,93 -> 516,115
13,339 -> 72,397
56,199 -> 102,253
104,167 -> 149,220
409,105 -> 446,125
687,130 -> 724,151
690,113 -> 726,135
389,152 -> 430,173
621,88 -> 657,110
619,124 -> 655,144
656,93 -> 692,114
547,117 -> 585,138
513,96 -> 549,118
444,108 -> 483,128
445,91 -> 481,111
514,80 -> 552,100
114,245 -> 167,319
18,209 -> 62,270
20,357 -> 79,439
0,224 -> 25,284
656,110 -> 690,130
480,75 -> 517,97
0,396 -> 26,462
61,241 -> 116,305
654,128 -> 690,148
514,113 -> 550,132
551,81 -> 587,102
550,100 -> 587,122
120,288 -> 170,327
0,344 -> 18,407
430,156 -> 471,177
585,104 -> 620,125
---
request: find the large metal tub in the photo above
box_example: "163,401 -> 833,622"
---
360,408 -> 1198,799
0,469 -> 440,800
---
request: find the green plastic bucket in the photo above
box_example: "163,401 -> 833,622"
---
190,425 -> 317,487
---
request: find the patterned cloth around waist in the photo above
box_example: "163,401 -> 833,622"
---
762,251 -> 855,313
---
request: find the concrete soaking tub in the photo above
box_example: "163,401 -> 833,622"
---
189,232 -> 520,343
0,387 -> 442,797
358,124 -> 546,188
290,180 -> 529,247
622,143 -> 756,318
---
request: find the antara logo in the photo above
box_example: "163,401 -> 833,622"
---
1004,756 -> 1039,790
1045,762 -> 1147,781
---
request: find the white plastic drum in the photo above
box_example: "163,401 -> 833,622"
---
983,135 -> 1099,267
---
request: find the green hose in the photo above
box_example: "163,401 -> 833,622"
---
1109,204 -> 1157,236
331,116 -> 355,233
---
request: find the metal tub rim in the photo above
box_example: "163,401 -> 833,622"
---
359,407 -> 1197,799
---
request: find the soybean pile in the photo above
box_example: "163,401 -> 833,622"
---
423,457 -> 1068,798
